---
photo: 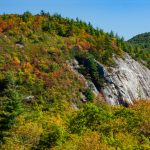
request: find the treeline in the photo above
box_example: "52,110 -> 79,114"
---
0,11 -> 126,66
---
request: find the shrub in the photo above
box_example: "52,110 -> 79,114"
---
84,89 -> 95,102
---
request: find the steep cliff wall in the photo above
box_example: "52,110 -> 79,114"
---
101,53 -> 150,105
69,53 -> 150,105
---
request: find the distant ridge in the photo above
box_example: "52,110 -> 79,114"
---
128,32 -> 150,51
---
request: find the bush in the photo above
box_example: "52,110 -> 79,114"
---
37,125 -> 67,149
84,89 -> 95,102
69,103 -> 111,134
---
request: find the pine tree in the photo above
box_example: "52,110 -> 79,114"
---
0,72 -> 23,144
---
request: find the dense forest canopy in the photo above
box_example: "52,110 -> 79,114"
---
0,11 -> 150,149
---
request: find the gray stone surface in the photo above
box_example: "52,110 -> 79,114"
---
67,54 -> 150,105
101,53 -> 150,105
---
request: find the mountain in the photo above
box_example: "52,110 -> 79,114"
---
127,32 -> 150,68
0,12 -> 150,149
128,32 -> 150,50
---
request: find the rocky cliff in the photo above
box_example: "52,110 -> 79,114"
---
102,53 -> 150,105
70,53 -> 150,105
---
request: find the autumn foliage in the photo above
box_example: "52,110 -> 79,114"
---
0,12 -> 150,149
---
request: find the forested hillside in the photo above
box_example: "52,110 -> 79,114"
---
0,12 -> 150,149
128,32 -> 150,67
128,32 -> 150,50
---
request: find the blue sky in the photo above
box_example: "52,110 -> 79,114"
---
0,0 -> 150,40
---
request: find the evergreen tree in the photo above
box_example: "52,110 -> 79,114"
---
0,72 -> 23,144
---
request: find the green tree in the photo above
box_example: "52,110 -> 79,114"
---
36,125 -> 67,149
22,11 -> 32,22
0,72 -> 23,144
70,103 -> 111,134
84,89 -> 95,102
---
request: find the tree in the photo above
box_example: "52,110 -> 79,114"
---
110,30 -> 114,37
22,11 -> 32,22
84,89 -> 95,102
69,103 -> 111,134
0,72 -> 23,144
36,125 -> 67,149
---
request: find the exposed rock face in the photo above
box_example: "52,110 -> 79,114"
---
102,54 -> 150,105
68,53 -> 150,106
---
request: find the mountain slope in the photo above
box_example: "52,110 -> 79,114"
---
0,12 -> 149,111
69,53 -> 150,106
128,32 -> 150,50
0,12 -> 150,149
127,32 -> 150,68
